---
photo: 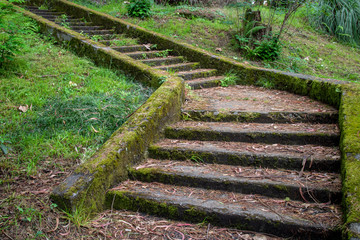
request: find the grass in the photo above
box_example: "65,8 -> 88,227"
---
68,0 -> 360,82
0,13 -> 152,177
0,10 -> 152,239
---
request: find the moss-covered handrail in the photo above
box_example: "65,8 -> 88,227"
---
15,4 -> 184,213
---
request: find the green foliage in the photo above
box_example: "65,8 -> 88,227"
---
55,14 -> 70,28
255,78 -> 275,89
155,49 -> 172,57
0,15 -> 152,176
236,34 -> 281,61
127,0 -> 152,18
62,205 -> 91,230
0,136 -> 11,155
189,155 -> 204,163
220,72 -> 237,87
307,0 -> 360,45
0,0 -> 28,68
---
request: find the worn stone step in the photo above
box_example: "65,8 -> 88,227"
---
149,139 -> 340,172
70,25 -> 104,30
68,21 -> 94,26
129,159 -> 341,203
28,10 -> 64,16
125,50 -> 177,60
111,45 -> 148,52
154,62 -> 200,72
177,69 -> 218,81
186,76 -> 223,89
183,85 -> 338,122
77,29 -> 115,35
107,181 -> 342,239
165,121 -> 339,146
39,15 -> 77,20
182,110 -> 339,124
141,56 -> 185,66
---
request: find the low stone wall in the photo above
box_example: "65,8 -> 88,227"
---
16,4 -> 184,213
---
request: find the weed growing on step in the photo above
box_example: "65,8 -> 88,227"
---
109,35 -> 139,46
90,34 -> 104,42
220,72 -> 237,87
55,14 -> 70,29
190,155 -> 204,164
255,78 -> 275,89
156,49 -> 172,58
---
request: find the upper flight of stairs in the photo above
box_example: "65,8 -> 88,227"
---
25,5 -> 227,89
23,5 -> 343,239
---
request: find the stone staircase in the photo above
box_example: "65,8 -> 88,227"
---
25,5 -> 343,239
107,85 -> 342,239
26,5 -> 225,89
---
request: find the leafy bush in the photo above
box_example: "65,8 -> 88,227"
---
235,34 -> 281,61
307,0 -> 360,45
0,1 -> 24,67
0,0 -> 38,69
127,0 -> 152,18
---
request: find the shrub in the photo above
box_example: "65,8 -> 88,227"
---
307,0 -> 360,45
235,34 -> 281,61
0,1 -> 24,67
127,0 -> 152,18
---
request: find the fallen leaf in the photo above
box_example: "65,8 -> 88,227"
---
91,125 -> 99,133
18,105 -> 29,112
143,44 -> 151,51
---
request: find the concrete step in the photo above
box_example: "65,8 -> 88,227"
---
154,62 -> 200,72
129,159 -> 341,203
77,29 -> 115,35
68,22 -> 94,26
70,25 -> 104,30
111,45 -> 148,52
107,181 -> 342,239
165,121 -> 340,146
182,110 -> 339,124
141,56 -> 185,66
183,85 -> 338,122
149,139 -> 340,172
28,10 -> 64,16
125,50 -> 173,60
177,69 -> 218,81
186,76 -> 223,89
39,15 -> 77,21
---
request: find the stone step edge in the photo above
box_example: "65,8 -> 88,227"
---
165,126 -> 340,146
148,144 -> 340,173
181,110 -> 339,124
128,167 -> 341,204
106,189 -> 340,239
186,76 -> 223,89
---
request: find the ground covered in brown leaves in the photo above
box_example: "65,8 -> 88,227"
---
0,157 -> 282,240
